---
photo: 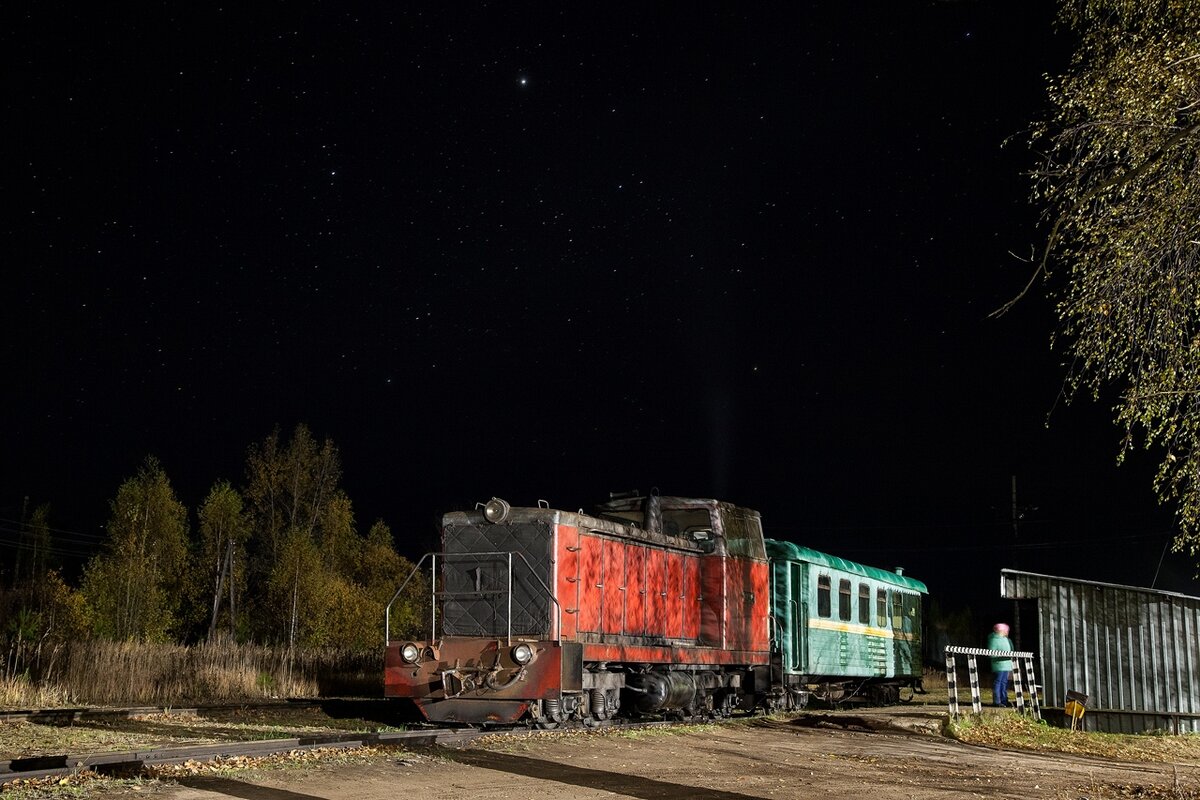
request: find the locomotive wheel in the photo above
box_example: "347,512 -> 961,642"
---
714,692 -> 735,719
581,687 -> 618,727
865,683 -> 898,706
899,684 -> 915,703
534,699 -> 565,729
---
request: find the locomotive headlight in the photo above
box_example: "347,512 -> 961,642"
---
511,643 -> 534,665
400,642 -> 421,664
484,497 -> 511,524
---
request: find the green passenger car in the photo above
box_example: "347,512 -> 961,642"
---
766,539 -> 928,706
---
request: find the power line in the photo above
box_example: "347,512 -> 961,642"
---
0,516 -> 107,542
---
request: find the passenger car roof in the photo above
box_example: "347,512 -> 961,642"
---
765,538 -> 928,593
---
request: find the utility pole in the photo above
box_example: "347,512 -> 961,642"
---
1011,475 -> 1021,650
1011,476 -> 1019,553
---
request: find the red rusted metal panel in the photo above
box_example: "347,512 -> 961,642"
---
577,532 -> 602,632
645,548 -> 667,637
602,538 -> 625,634
722,557 -> 770,651
624,543 -> 645,636
682,554 -> 701,640
556,524 -> 580,640
747,559 -> 771,651
700,554 -> 726,647
665,552 -> 684,638
724,556 -> 746,649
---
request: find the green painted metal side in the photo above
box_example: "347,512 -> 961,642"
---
766,538 -> 927,681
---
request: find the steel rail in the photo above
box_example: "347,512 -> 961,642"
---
0,700 -> 322,725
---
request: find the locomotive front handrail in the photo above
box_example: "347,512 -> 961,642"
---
386,550 -> 562,646
385,551 -> 435,646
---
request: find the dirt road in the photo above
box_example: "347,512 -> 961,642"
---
144,717 -> 1199,800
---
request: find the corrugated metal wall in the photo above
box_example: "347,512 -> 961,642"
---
1002,569 -> 1200,733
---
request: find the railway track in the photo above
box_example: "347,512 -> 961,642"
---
0,699 -> 323,725
1,726 -> 486,783
0,702 -> 681,785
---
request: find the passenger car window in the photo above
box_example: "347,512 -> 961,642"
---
876,589 -> 887,627
838,579 -> 851,622
817,575 -> 831,618
858,583 -> 870,624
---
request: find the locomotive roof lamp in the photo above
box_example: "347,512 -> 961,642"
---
484,497 -> 511,524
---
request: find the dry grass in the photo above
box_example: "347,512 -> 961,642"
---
0,675 -> 72,709
0,640 -> 383,708
950,711 -> 1200,764
916,667 -> 949,704
952,713 -> 1200,799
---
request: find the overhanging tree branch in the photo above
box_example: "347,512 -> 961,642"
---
992,117 -> 1200,318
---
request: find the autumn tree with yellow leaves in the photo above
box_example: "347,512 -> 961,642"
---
1007,0 -> 1200,550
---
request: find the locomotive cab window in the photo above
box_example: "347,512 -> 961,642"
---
876,588 -> 887,627
720,508 -> 767,560
817,575 -> 831,618
838,579 -> 851,621
661,508 -> 713,536
858,583 -> 870,624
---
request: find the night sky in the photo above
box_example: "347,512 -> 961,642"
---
7,2 -> 1192,619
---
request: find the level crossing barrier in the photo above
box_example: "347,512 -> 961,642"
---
945,645 -> 1040,721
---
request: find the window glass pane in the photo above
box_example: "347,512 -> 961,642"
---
876,589 -> 887,627
817,575 -> 831,618
838,579 -> 851,621
720,509 -> 768,559
858,584 -> 870,624
891,590 -> 903,628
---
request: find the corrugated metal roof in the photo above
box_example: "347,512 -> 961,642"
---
765,539 -> 928,593
1002,568 -> 1200,733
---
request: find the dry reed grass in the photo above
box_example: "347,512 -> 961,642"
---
0,675 -> 73,709
0,640 -> 383,708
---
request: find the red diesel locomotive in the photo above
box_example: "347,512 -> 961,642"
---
384,492 -> 772,726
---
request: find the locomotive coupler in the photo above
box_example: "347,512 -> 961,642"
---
440,667 -> 476,698
484,664 -> 527,691
441,661 -> 528,697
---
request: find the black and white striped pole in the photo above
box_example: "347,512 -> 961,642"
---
944,645 -> 1040,720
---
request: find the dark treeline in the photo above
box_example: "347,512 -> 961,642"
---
1,424 -> 427,689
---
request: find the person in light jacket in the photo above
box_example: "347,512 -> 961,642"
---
988,622 -> 1014,707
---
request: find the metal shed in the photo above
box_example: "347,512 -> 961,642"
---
1002,569 -> 1200,733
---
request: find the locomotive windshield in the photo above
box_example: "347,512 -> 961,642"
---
719,507 -> 767,559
